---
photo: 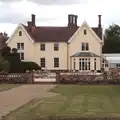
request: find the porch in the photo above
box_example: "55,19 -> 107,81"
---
70,52 -> 101,72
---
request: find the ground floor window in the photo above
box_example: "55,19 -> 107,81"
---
40,58 -> 45,67
54,58 -> 59,67
116,63 -> 120,67
20,52 -> 24,60
79,58 -> 90,70
94,58 -> 96,70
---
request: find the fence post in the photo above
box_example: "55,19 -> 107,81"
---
26,72 -> 34,84
56,72 -> 60,84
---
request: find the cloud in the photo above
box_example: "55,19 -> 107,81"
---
0,0 -> 88,5
27,0 -> 88,5
0,0 -> 88,25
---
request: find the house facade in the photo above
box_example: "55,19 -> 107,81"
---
6,14 -> 107,72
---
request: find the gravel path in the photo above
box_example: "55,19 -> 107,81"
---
0,84 -> 57,119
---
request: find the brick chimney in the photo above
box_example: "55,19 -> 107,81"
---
31,14 -> 36,26
68,14 -> 78,27
27,21 -> 32,32
98,15 -> 102,40
98,15 -> 102,28
74,15 -> 78,26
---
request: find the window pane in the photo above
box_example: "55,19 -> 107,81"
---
81,43 -> 89,51
86,43 -> 89,50
40,58 -> 45,67
17,43 -> 20,50
19,31 -> 22,36
21,43 -> 24,50
54,58 -> 59,67
21,53 -> 24,60
84,30 -> 87,35
40,44 -> 45,51
81,43 -> 85,50
54,43 -> 59,51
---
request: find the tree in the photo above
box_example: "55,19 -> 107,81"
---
103,23 -> 120,53
1,46 -> 11,58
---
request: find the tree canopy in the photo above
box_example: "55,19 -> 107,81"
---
103,23 -> 120,53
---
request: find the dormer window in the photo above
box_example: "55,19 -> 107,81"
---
19,31 -> 22,36
84,29 -> 87,35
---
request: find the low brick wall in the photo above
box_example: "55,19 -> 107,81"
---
0,73 -> 34,84
56,71 -> 120,84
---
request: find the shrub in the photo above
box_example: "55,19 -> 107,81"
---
0,59 -> 10,72
21,61 -> 41,72
1,60 -> 10,72
5,53 -> 22,73
1,46 -> 11,57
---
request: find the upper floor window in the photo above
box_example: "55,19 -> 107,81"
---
21,43 -> 24,50
19,31 -> 22,36
40,43 -> 45,51
81,42 -> 89,51
17,43 -> 20,50
54,43 -> 59,51
84,29 -> 87,35
17,43 -> 24,50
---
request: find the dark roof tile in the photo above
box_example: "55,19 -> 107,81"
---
71,52 -> 100,57
22,25 -> 102,42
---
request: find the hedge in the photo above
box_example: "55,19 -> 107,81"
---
21,61 -> 41,72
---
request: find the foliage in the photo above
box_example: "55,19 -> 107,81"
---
21,61 -> 41,72
6,53 -> 22,73
1,60 -> 10,72
12,48 -> 18,53
103,23 -> 120,53
0,59 -> 10,72
1,46 -> 11,57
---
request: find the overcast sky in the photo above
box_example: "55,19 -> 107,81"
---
0,0 -> 119,36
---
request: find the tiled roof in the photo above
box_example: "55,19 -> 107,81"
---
23,25 -> 102,42
71,52 -> 100,57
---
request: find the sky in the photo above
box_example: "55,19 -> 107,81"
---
0,0 -> 119,36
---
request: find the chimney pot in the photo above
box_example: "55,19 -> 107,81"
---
98,15 -> 102,28
27,21 -> 32,27
31,14 -> 36,26
68,14 -> 78,27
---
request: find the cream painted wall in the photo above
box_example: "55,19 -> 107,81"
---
34,42 -> 67,70
68,23 -> 102,70
7,27 -> 34,62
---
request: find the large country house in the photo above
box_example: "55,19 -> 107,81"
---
6,14 -> 108,72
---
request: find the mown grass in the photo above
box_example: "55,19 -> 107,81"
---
0,84 -> 21,92
2,85 -> 120,120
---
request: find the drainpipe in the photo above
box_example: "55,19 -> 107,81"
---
67,43 -> 69,71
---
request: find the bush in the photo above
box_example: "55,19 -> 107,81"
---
0,59 -> 10,72
5,53 -> 22,73
21,61 -> 41,72
1,60 -> 10,72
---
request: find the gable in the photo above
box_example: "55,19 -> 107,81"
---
68,21 -> 103,43
6,24 -> 34,44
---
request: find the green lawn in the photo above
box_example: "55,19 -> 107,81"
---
0,84 -> 21,92
2,85 -> 120,120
